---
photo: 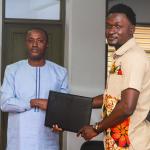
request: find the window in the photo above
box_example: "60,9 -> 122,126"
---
107,25 -> 150,74
5,0 -> 60,20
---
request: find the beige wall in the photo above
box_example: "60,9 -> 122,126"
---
64,0 -> 106,149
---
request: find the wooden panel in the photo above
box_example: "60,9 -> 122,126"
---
2,23 -> 63,73
1,22 -> 64,150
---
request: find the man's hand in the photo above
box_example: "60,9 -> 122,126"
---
30,99 -> 48,110
92,95 -> 103,108
52,124 -> 63,133
77,125 -> 98,141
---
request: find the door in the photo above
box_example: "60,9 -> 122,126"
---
1,0 -> 65,149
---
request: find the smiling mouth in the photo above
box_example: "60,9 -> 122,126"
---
108,36 -> 117,41
108,36 -> 115,39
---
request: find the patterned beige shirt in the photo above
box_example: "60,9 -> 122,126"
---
104,38 -> 150,150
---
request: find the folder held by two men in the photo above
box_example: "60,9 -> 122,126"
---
45,91 -> 92,133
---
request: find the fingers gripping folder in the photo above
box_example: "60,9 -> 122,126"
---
45,91 -> 92,133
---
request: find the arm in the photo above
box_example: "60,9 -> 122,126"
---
77,88 -> 139,140
60,70 -> 69,93
96,88 -> 139,132
0,66 -> 31,113
92,94 -> 103,108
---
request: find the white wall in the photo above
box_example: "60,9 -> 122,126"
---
64,0 -> 106,150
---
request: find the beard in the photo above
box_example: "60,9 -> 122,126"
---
28,52 -> 45,61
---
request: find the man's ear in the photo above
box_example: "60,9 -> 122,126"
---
130,25 -> 135,35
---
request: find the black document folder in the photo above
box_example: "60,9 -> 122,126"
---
45,91 -> 92,133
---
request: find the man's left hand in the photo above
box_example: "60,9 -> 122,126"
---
30,99 -> 48,110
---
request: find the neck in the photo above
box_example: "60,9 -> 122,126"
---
28,59 -> 45,67
115,37 -> 133,50
115,45 -> 121,50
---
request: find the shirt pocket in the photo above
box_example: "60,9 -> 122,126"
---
107,74 -> 123,97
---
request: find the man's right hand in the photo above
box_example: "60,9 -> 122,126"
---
30,99 -> 48,110
92,95 -> 103,108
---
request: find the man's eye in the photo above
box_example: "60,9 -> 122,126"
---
106,25 -> 112,29
116,25 -> 121,29
38,40 -> 45,43
27,39 -> 33,43
39,40 -> 43,43
106,25 -> 121,30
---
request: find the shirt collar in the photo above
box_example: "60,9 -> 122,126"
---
113,38 -> 136,58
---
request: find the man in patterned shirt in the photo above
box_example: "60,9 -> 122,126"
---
77,4 -> 150,150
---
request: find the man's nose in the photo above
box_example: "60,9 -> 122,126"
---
107,26 -> 117,34
108,28 -> 117,34
32,40 -> 38,46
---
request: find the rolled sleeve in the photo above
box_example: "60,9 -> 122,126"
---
122,54 -> 146,92
0,65 -> 31,112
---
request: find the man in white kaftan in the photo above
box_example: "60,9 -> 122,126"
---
0,28 -> 69,150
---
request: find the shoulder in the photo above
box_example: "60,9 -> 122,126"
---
126,44 -> 148,64
123,46 -> 150,72
46,60 -> 68,76
5,60 -> 27,75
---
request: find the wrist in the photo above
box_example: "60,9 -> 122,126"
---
92,122 -> 103,134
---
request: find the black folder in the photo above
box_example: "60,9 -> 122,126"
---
45,91 -> 92,133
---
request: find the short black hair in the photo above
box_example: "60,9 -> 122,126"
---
107,4 -> 136,25
26,27 -> 49,43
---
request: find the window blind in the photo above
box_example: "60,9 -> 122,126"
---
107,26 -> 150,74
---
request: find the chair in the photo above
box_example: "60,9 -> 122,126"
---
80,141 -> 104,150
